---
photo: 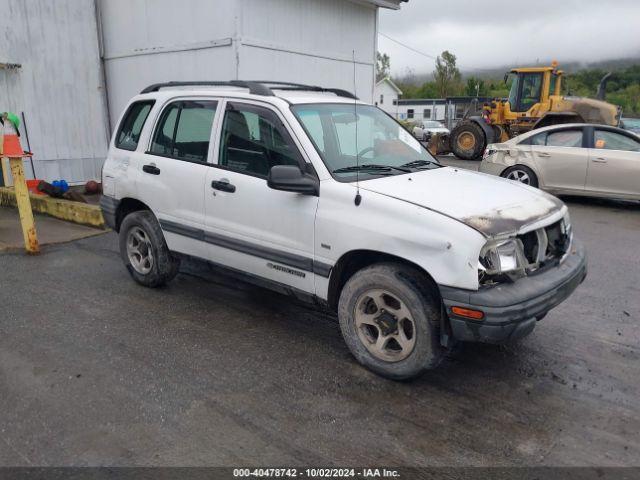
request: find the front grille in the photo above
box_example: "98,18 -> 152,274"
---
517,219 -> 570,271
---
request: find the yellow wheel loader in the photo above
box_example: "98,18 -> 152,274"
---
446,62 -> 622,160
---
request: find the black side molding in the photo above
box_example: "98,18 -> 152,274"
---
160,219 -> 333,278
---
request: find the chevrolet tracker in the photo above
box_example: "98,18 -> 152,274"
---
101,81 -> 587,380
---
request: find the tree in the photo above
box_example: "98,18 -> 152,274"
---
433,50 -> 461,98
465,76 -> 486,97
376,52 -> 391,81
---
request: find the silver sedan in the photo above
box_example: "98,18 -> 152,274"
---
479,123 -> 640,201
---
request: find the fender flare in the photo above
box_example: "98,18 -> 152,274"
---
467,116 -> 496,144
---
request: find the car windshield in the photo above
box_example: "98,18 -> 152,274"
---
292,103 -> 440,180
424,121 -> 443,128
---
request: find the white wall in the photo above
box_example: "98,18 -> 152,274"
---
374,81 -> 400,116
0,0 -> 110,184
99,0 -> 380,128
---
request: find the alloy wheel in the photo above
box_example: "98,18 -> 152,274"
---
354,289 -> 417,362
506,169 -> 531,185
126,226 -> 154,275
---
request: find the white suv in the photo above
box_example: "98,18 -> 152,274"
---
101,81 -> 587,380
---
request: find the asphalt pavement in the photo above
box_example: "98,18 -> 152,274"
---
0,175 -> 639,466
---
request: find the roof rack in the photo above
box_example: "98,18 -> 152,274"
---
252,81 -> 358,100
140,80 -> 357,99
140,81 -> 274,96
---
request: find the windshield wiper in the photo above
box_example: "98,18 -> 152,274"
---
400,159 -> 439,169
333,164 -> 411,174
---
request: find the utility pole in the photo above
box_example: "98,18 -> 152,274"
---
1,112 -> 39,254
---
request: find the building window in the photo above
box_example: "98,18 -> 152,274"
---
380,94 -> 384,105
407,109 -> 414,119
423,109 -> 431,119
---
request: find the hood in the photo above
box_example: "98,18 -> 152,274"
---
359,167 -> 564,237
425,127 -> 449,133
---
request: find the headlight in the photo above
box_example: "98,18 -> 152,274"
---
479,238 -> 527,276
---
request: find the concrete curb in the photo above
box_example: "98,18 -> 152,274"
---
0,187 -> 106,229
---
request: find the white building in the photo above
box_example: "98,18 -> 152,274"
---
0,0 -> 407,186
394,99 -> 448,123
374,77 -> 403,117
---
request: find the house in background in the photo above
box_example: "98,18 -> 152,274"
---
374,77 -> 403,117
0,0 -> 408,186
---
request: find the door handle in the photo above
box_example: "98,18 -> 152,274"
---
211,179 -> 236,193
142,164 -> 161,175
538,152 -> 551,158
592,157 -> 608,163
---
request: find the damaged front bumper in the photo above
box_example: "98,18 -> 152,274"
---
439,239 -> 587,344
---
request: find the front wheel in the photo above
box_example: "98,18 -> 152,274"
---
119,210 -> 180,288
450,121 -> 486,160
338,263 -> 443,380
501,165 -> 539,188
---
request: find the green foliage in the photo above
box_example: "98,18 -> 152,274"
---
565,65 -> 640,114
434,51 -> 462,98
376,52 -> 391,82
465,77 -> 487,96
389,48 -> 640,113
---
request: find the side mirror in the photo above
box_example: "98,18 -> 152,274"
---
267,165 -> 319,196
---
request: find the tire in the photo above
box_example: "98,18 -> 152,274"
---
501,165 -> 539,188
119,210 -> 180,288
338,263 -> 443,380
450,121 -> 486,160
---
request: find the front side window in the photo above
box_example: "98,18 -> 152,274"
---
546,129 -> 583,148
150,100 -> 217,162
292,103 -> 440,182
595,130 -> 640,152
218,103 -> 302,178
523,132 -> 547,146
517,73 -> 543,112
116,101 -> 154,151
520,129 -> 583,147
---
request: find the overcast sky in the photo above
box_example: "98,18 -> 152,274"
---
379,0 -> 640,76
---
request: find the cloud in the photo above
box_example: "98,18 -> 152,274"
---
379,0 -> 640,75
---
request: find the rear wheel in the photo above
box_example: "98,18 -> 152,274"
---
450,121 -> 486,160
119,210 -> 180,288
338,263 -> 443,380
501,165 -> 539,188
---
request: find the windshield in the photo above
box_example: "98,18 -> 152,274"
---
424,121 -> 443,128
292,103 -> 440,181
507,73 -> 518,109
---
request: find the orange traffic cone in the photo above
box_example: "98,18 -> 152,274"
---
1,112 -> 39,254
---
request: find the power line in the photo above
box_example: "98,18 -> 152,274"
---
378,31 -> 497,73
378,32 -> 437,60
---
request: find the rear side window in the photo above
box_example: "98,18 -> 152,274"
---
594,130 -> 640,152
115,101 -> 154,151
149,100 -> 218,163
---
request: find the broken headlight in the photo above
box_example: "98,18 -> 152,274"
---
479,238 -> 527,276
